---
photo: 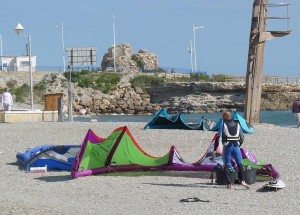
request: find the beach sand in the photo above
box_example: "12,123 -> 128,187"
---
0,122 -> 299,214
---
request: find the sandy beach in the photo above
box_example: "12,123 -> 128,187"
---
0,121 -> 299,215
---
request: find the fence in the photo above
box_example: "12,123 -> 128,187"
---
212,75 -> 300,83
262,76 -> 300,83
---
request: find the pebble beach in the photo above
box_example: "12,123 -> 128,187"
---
0,121 -> 299,215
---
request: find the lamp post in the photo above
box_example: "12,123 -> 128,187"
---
0,34 -> 2,71
193,24 -> 204,80
54,22 -> 66,73
187,39 -> 194,74
113,14 -> 116,72
14,23 -> 34,111
67,65 -> 73,122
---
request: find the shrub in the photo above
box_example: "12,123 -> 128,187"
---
10,84 -> 30,103
134,59 -> 145,70
34,80 -> 47,91
130,75 -> 164,87
194,90 -> 202,95
62,71 -> 120,93
78,77 -> 93,88
212,73 -> 226,82
190,73 -> 210,82
6,80 -> 18,88
96,72 -> 120,93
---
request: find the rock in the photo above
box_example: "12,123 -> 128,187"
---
57,73 -> 67,80
62,105 -> 68,113
134,86 -> 144,94
120,102 -> 128,109
119,82 -> 131,88
79,109 -> 87,115
80,94 -> 93,107
101,43 -> 138,71
108,104 -> 115,111
115,108 -> 123,114
132,49 -> 159,70
124,109 -> 135,114
102,99 -> 110,106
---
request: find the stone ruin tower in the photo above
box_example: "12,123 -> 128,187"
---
101,43 -> 159,72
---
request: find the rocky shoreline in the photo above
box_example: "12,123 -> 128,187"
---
1,71 -> 299,115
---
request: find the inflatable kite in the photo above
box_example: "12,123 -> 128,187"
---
144,109 -> 255,133
71,126 -> 277,179
144,108 -> 217,130
16,145 -> 81,171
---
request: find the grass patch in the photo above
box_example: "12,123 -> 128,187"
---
194,90 -> 202,95
130,75 -> 165,93
130,75 -> 165,87
63,70 -> 121,93
10,84 -> 30,103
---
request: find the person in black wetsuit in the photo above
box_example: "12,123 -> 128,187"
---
292,98 -> 300,128
212,111 -> 250,189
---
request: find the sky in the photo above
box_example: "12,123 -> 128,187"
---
1,0 -> 299,76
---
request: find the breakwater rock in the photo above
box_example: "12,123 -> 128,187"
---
146,82 -> 300,114
72,81 -> 300,115
72,85 -> 161,115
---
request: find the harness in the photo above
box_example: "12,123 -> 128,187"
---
221,120 -> 241,145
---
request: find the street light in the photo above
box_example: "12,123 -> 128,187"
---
54,22 -> 66,73
193,24 -> 204,80
187,39 -> 194,74
113,14 -> 116,72
0,34 -> 3,71
14,23 -> 34,110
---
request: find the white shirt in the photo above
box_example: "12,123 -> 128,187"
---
2,92 -> 13,105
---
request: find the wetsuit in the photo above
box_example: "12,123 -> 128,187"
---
292,99 -> 300,128
214,119 -> 245,183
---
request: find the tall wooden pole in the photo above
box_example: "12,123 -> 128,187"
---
244,0 -> 291,124
244,0 -> 268,124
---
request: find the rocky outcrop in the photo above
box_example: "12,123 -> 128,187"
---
101,44 -> 159,72
71,85 -> 160,116
147,82 -> 300,113
132,49 -> 158,70
101,43 -> 138,71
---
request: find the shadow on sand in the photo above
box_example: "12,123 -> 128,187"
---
35,175 -> 72,182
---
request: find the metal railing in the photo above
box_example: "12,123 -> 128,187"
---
211,75 -> 300,83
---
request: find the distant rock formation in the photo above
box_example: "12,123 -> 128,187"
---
101,43 -> 159,72
132,49 -> 159,70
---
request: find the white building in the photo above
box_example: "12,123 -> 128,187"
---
1,56 -> 36,71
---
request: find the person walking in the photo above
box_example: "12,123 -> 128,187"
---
2,88 -> 13,111
292,98 -> 300,128
212,111 -> 250,189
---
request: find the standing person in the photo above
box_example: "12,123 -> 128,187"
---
2,88 -> 13,111
212,111 -> 250,189
292,98 -> 300,128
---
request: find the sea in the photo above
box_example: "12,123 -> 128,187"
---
69,110 -> 297,128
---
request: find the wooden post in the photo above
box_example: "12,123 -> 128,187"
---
244,0 -> 267,124
244,0 -> 291,123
